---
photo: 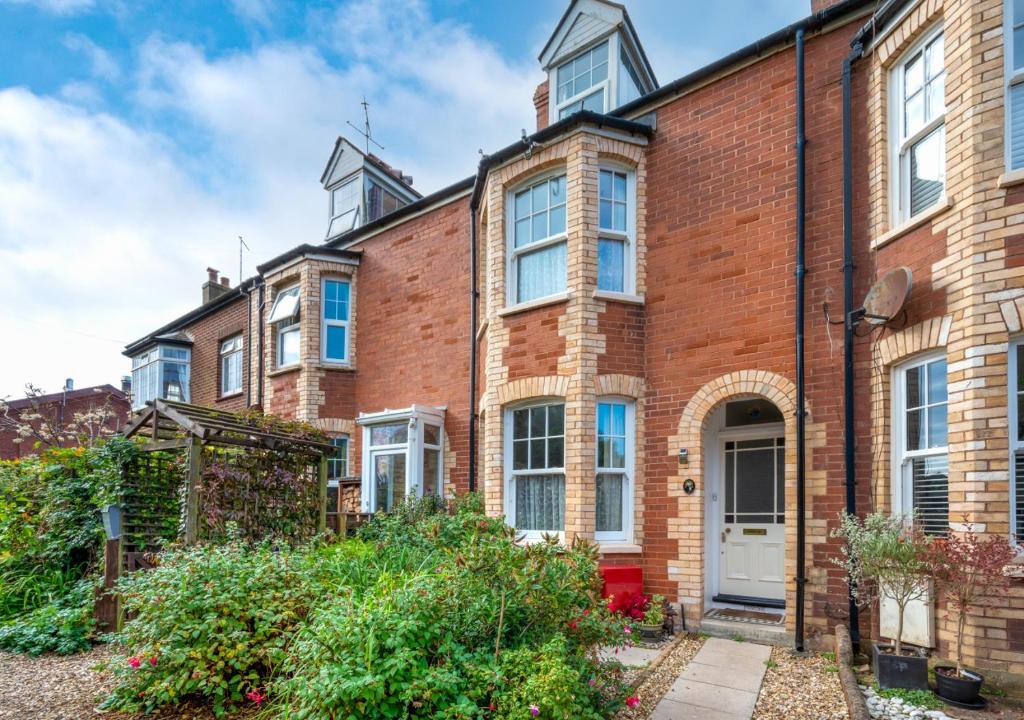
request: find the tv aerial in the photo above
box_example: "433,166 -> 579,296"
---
850,266 -> 912,328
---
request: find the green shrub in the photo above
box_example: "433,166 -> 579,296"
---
0,578 -> 96,655
101,542 -> 322,716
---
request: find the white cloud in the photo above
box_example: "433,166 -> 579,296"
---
64,32 -> 120,81
228,0 -> 274,26
0,0 -> 94,14
0,0 -> 541,398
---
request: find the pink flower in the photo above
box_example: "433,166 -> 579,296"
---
148,656 -> 158,667
626,695 -> 640,708
588,678 -> 597,687
246,689 -> 265,706
529,704 -> 540,717
127,657 -> 141,669
623,626 -> 632,635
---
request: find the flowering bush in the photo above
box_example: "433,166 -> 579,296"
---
608,590 -> 650,621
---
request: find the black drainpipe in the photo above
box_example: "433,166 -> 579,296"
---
245,283 -> 253,408
468,191 -> 480,492
794,27 -> 808,654
841,41 -> 865,653
256,282 -> 265,407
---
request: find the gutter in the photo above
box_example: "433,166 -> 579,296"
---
794,28 -> 809,654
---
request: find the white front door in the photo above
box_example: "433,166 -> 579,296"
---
718,435 -> 785,601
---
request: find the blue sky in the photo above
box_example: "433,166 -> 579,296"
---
0,0 -> 810,398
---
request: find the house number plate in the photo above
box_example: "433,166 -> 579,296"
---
742,528 -> 767,536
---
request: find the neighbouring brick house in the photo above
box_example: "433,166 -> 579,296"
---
0,382 -> 131,459
123,0 -> 1024,681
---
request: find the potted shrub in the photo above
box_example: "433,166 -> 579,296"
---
927,522 -> 1016,707
639,595 -> 664,640
832,512 -> 932,690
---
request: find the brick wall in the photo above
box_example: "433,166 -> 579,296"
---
182,294 -> 248,410
0,389 -> 130,459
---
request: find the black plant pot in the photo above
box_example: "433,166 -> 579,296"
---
640,624 -> 662,641
872,643 -> 929,690
934,665 -> 984,706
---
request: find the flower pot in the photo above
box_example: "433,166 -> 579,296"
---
871,642 -> 928,690
639,623 -> 662,641
934,665 -> 984,706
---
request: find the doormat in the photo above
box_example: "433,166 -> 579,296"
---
704,607 -> 784,626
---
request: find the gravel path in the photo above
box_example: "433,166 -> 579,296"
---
752,647 -> 849,720
612,633 -> 704,720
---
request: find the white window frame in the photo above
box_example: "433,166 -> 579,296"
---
320,277 -> 351,365
1005,0 -> 1024,171
888,24 -> 946,226
219,334 -> 243,397
130,345 -> 191,409
503,399 -> 566,541
270,285 -> 300,369
597,163 -> 637,296
328,435 -> 350,482
357,405 -> 445,513
595,397 -> 635,544
328,176 -> 361,236
506,170 -> 568,308
891,351 -> 949,534
553,37 -> 611,120
1009,339 -> 1024,543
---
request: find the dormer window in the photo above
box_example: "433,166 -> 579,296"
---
556,40 -> 609,119
329,177 -> 361,237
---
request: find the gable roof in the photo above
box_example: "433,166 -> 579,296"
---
319,135 -> 422,199
4,384 -> 128,411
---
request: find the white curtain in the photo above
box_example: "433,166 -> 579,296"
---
515,474 -> 565,531
596,473 -> 623,532
517,242 -> 566,302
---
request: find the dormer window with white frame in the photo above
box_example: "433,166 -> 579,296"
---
540,0 -> 657,125
328,177 -> 361,237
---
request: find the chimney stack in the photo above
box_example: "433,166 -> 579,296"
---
121,375 -> 132,395
202,267 -> 231,304
65,378 -> 74,391
534,80 -> 550,132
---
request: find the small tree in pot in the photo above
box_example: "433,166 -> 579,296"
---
927,522 -> 1016,706
832,512 -> 932,689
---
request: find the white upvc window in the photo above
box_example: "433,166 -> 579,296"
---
130,345 -> 191,410
328,177 -> 361,237
555,39 -> 609,119
321,277 -> 350,364
505,401 -> 565,539
892,353 -> 949,536
596,398 -> 634,543
1009,341 -> 1024,541
1006,0 -> 1024,170
219,335 -> 243,396
269,285 -> 300,368
328,435 -> 350,481
597,165 -> 636,294
890,25 -> 946,225
358,406 -> 444,513
507,173 -> 567,306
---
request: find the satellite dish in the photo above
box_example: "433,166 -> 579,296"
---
860,266 -> 912,326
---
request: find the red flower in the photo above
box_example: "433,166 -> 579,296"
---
127,656 -> 141,669
626,695 -> 640,708
568,619 -> 578,630
149,656 -> 158,667
246,688 -> 265,706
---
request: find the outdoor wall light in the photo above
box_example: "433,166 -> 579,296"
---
682,479 -> 696,495
678,448 -> 688,465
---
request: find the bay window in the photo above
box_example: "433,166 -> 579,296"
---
596,399 -> 634,543
597,166 -> 635,294
219,335 -> 242,396
508,174 -> 567,305
893,354 -> 949,536
1007,0 -> 1024,169
556,40 -> 609,119
321,278 -> 350,363
890,26 -> 946,224
506,401 -> 565,536
130,345 -> 191,410
269,285 -> 300,368
1009,341 -> 1024,540
358,406 -> 444,513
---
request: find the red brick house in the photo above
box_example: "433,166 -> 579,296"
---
124,0 -> 1024,681
0,382 -> 131,459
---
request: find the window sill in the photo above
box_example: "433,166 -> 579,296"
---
872,197 -> 952,250
315,361 -> 355,372
217,391 -> 243,402
267,365 -> 301,378
598,542 -> 642,554
998,168 -> 1024,189
593,290 -> 645,305
498,291 -> 571,318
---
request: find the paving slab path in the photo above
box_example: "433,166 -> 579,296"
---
649,637 -> 771,720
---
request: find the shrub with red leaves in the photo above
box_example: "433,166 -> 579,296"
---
607,591 -> 650,621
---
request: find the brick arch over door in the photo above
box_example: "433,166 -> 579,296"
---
666,369 -> 807,633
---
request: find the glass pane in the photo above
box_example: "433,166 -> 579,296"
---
370,423 -> 408,446
613,172 -> 627,201
910,127 -> 945,217
558,80 -> 573,103
926,35 -> 944,79
597,438 -> 610,468
597,402 -> 610,436
906,408 -> 924,451
725,453 -> 735,514
1017,345 -> 1024,391
513,409 -> 529,440
1016,26 -> 1024,71
725,399 -> 784,426
573,71 -> 592,97
599,199 -> 613,229
573,53 -> 590,77
905,366 -> 923,408
736,438 -> 775,449
514,189 -> 531,220
548,404 -> 564,436
327,485 -> 339,514
515,474 -> 565,531
582,89 -> 604,112
532,182 -> 548,211
927,359 -> 947,403
611,404 -> 626,435
531,213 -> 547,242
1015,453 -> 1024,536
905,91 -> 924,135
1019,394 -> 1024,443
911,455 -> 948,536
549,176 -> 565,205
373,452 -> 406,513
592,60 -> 607,84
613,201 -> 627,231
515,219 -> 530,247
547,437 -> 564,468
775,447 -> 784,516
591,40 -> 608,64
423,424 -> 441,446
905,55 -> 923,97
279,327 -> 299,366
1017,0 -> 1024,27
324,280 -> 350,321
548,203 -> 566,236
596,473 -> 623,532
530,406 -> 547,436
735,448 -> 775,514
517,241 -> 567,302
927,404 -> 947,448
422,449 -> 440,497
599,170 -> 612,200
609,438 -> 626,468
325,325 -> 347,361
530,439 -> 546,469
927,73 -> 945,120
513,439 -> 528,470
598,238 -> 625,292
